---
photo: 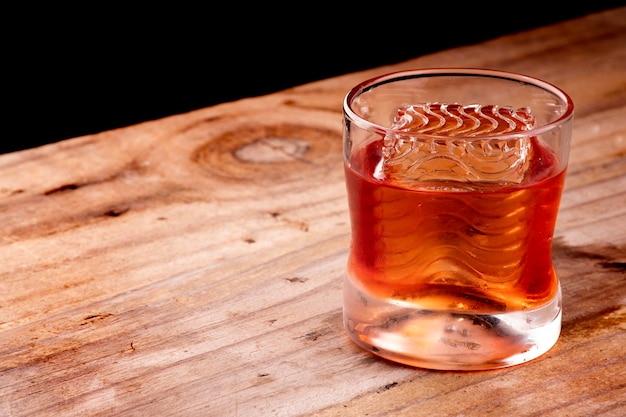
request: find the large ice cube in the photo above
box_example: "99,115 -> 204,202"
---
377,103 -> 535,187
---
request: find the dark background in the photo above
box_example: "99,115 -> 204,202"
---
4,2 -> 624,155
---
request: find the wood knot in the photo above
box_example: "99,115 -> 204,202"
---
235,137 -> 309,163
192,123 -> 341,184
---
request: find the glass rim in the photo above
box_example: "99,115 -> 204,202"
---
343,67 -> 575,141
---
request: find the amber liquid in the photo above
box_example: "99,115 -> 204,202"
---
345,137 -> 565,314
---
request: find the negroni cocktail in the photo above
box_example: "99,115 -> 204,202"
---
342,70 -> 573,370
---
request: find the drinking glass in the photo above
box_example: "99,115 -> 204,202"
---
342,68 -> 574,370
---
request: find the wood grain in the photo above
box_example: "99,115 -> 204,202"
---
1,7 -> 625,417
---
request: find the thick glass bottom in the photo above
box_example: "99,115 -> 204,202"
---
343,273 -> 562,371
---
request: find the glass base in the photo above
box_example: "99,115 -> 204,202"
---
343,274 -> 562,371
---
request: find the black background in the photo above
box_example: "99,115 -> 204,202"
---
5,2 -> 624,155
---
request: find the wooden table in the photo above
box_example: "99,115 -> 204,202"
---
1,7 -> 625,417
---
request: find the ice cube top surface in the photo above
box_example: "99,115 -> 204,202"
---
392,103 -> 535,136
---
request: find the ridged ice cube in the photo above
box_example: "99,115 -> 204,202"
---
378,103 -> 535,186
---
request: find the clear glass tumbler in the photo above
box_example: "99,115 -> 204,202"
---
342,68 -> 574,370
